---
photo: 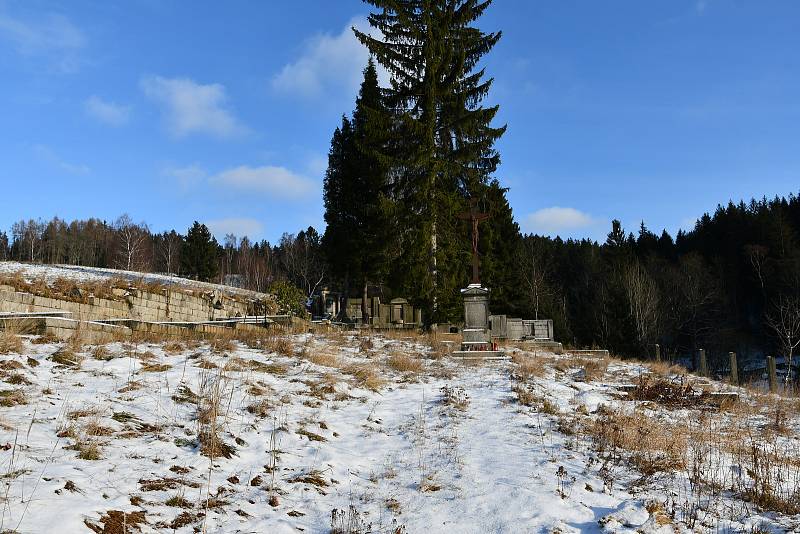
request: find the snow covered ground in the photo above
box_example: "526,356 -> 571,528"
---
0,330 -> 797,533
0,261 -> 264,298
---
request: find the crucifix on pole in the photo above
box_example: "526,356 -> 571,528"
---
459,197 -> 490,285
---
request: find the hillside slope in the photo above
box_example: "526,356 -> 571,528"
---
0,330 -> 796,532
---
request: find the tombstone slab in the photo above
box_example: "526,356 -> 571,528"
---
453,284 -> 506,359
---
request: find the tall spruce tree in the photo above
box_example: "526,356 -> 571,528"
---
181,222 -> 219,282
478,179 -> 523,315
322,60 -> 391,322
355,0 -> 506,323
322,115 -> 356,314
352,58 -> 391,323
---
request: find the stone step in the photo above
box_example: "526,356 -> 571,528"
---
452,350 -> 508,360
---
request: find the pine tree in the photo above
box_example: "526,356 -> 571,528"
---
322,115 -> 355,307
351,58 -> 391,323
181,222 -> 219,281
478,179 -> 523,314
354,0 -> 506,323
322,60 -> 392,323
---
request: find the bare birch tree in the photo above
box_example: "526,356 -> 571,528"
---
279,231 -> 325,300
519,238 -> 552,319
765,295 -> 800,383
159,231 -> 182,275
113,214 -> 149,271
624,261 -> 661,353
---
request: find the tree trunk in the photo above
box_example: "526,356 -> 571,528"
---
338,272 -> 350,322
361,280 -> 370,326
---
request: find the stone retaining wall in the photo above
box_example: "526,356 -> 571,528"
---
0,285 -> 260,323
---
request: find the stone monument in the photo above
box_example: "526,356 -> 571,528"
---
453,199 -> 506,359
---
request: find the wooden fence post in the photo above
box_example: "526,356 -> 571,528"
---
729,351 -> 738,385
654,343 -> 661,363
698,349 -> 708,377
767,355 -> 777,393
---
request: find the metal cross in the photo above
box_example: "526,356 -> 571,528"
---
458,198 -> 490,285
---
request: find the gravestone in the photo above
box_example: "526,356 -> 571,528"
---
453,284 -> 506,359
506,318 -> 524,341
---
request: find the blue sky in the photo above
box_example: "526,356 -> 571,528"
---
1,1 -> 798,244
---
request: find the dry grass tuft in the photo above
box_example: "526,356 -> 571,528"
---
246,399 -> 272,417
165,494 -> 192,508
511,383 -> 558,414
511,352 -> 547,381
267,336 -> 295,357
50,333 -> 88,367
31,332 -> 60,345
590,407 -> 687,476
197,372 -> 236,460
629,375 -> 729,409
141,362 -> 171,372
288,469 -> 328,487
0,388 -> 27,407
386,352 -> 423,374
84,510 -> 147,534
0,329 -> 23,354
576,357 -> 609,382
225,357 -> 287,375
358,335 -> 374,354
345,363 -> 385,391
91,345 -> 113,361
163,341 -> 185,354
297,427 -> 327,442
139,477 -> 200,492
67,437 -> 103,460
306,350 -> 342,369
440,384 -> 470,410
0,359 -> 25,370
3,372 -> 30,385
647,360 -> 687,378
210,336 -> 235,354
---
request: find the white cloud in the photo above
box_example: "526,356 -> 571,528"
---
210,165 -> 314,199
305,153 -> 328,177
140,76 -> 246,138
695,1 -> 709,14
272,16 -> 388,98
162,164 -> 207,189
33,144 -> 90,175
524,206 -> 601,236
206,218 -> 264,240
84,96 -> 130,126
0,11 -> 85,72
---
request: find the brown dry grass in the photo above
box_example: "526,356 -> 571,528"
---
91,345 -> 113,361
51,346 -> 84,367
0,272 -> 132,305
344,363 -> 385,391
266,336 -> 294,356
67,437 -> 103,460
141,362 -> 171,372
511,352 -> 547,381
589,407 -> 687,476
386,352 -> 423,374
84,510 -> 147,534
197,371 -> 236,460
306,350 -> 342,369
647,360 -> 688,378
31,332 -> 60,344
0,388 -> 27,407
164,340 -> 185,354
0,328 -> 23,354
